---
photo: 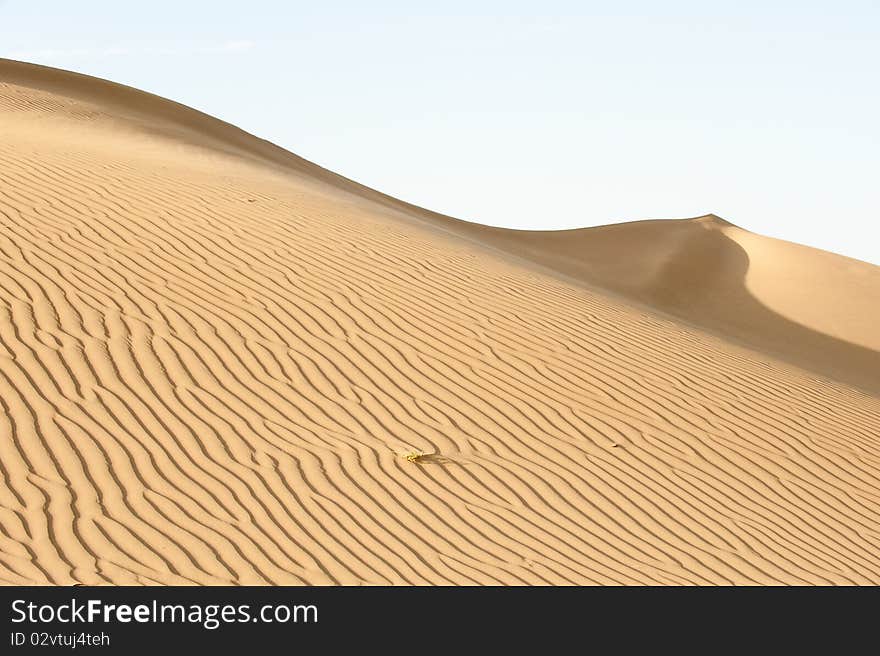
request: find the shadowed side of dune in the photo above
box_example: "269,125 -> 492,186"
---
446,216 -> 880,396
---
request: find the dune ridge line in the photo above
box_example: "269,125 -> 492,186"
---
0,58 -> 879,585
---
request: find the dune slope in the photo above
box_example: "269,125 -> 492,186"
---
1,59 -> 879,585
451,215 -> 880,396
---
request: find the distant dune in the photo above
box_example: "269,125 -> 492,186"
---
1,58 -> 878,585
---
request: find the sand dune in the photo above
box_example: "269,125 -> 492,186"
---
447,215 -> 880,396
1,59 -> 879,585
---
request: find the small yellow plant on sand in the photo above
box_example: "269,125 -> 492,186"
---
404,451 -> 426,463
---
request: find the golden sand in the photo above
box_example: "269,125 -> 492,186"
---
1,59 -> 878,585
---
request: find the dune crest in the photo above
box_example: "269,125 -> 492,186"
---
1,59 -> 879,585
442,214 -> 880,395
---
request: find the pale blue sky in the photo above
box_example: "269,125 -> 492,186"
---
2,1 -> 878,264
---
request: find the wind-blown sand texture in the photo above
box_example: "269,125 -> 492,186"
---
1,59 -> 879,585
